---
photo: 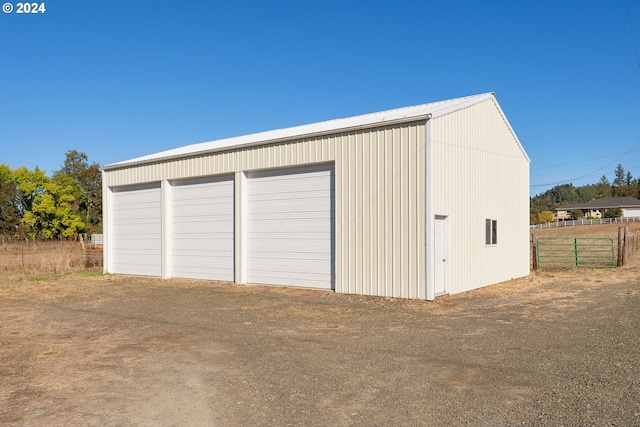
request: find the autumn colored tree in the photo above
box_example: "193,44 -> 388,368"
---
538,210 -> 554,224
12,166 -> 50,216
21,177 -> 85,239
0,151 -> 102,239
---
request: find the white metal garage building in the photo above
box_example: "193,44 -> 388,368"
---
102,92 -> 530,300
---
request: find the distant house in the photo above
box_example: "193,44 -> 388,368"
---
555,197 -> 640,220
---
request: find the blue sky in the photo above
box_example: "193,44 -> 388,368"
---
1,0 -> 639,197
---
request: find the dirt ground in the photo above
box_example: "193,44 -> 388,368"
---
1,230 -> 639,426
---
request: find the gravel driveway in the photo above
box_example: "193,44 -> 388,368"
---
1,263 -> 639,426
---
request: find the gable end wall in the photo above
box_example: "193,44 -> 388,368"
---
432,98 -> 530,293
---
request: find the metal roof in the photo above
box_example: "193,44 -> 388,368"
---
105,92 -> 520,170
557,197 -> 640,210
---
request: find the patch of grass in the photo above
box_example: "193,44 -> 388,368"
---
43,348 -> 55,356
27,274 -> 56,282
37,332 -> 47,337
10,331 -> 19,335
76,270 -> 103,277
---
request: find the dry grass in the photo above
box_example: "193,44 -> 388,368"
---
0,240 -> 102,274
531,221 -> 640,239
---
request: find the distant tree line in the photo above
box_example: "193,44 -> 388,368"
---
530,164 -> 638,225
0,150 -> 101,239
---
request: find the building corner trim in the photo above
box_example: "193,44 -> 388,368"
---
425,116 -> 435,301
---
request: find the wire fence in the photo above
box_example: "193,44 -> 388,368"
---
0,238 -> 103,273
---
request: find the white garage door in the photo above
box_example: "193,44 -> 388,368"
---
623,208 -> 640,218
247,164 -> 334,289
111,183 -> 162,276
171,176 -> 235,281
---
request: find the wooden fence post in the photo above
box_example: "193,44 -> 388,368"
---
531,233 -> 537,270
617,227 -> 624,267
623,226 -> 629,266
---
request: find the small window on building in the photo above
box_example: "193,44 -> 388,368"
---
485,219 -> 497,245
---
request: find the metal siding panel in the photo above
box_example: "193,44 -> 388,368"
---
408,125 -> 419,298
351,133 -> 359,294
336,133 -> 349,293
334,136 -> 343,295
334,124 -> 426,298
362,132 -> 371,296
417,124 -> 426,299
104,135 -> 339,187
347,134 -> 357,293
401,126 -> 410,298
376,129 -> 386,296
392,128 -> 400,297
369,130 -> 377,295
384,129 -> 394,296
432,99 -> 529,294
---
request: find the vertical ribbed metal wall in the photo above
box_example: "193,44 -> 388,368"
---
431,98 -> 530,294
335,126 -> 426,299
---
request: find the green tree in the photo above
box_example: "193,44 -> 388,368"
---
613,164 -> 625,187
530,212 -> 539,225
54,150 -> 102,233
614,185 -> 636,197
0,165 -> 22,235
576,184 -> 600,202
597,175 -> 612,198
57,150 -> 88,177
603,208 -> 623,218
78,162 -> 102,233
625,171 -> 634,187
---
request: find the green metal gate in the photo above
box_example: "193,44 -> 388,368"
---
536,237 -> 615,268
